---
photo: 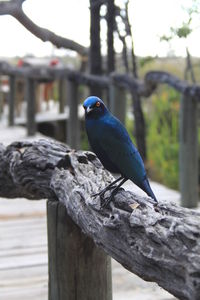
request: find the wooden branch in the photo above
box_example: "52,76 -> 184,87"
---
1,139 -> 200,300
0,0 -> 88,56
0,0 -> 21,15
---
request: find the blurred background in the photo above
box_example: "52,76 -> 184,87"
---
0,0 -> 199,299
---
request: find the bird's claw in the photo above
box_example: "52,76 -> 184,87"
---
100,195 -> 114,209
91,186 -> 116,199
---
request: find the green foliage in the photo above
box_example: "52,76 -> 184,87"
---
160,35 -> 172,43
123,89 -> 180,189
139,56 -> 155,68
146,87 -> 180,189
171,24 -> 192,39
125,115 -> 136,145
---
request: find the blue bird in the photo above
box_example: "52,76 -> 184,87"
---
83,96 -> 157,207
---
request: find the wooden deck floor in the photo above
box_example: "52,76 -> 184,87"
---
0,199 -> 48,300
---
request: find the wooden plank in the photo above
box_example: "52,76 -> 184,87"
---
0,245 -> 47,257
15,112 -> 68,125
0,225 -> 46,238
0,217 -> 46,229
47,200 -> 112,300
0,264 -> 47,280
0,287 -> 47,300
0,234 -> 47,250
0,223 -> 46,234
0,221 -> 46,235
179,95 -> 199,207
0,253 -> 47,270
0,201 -> 48,300
0,279 -> 47,291
8,75 -> 15,126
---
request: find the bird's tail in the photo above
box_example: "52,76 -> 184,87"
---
141,177 -> 158,204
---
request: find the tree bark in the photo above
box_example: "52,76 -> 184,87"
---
131,91 -> 146,160
89,0 -> 102,97
114,0 -> 146,159
1,139 -> 200,300
107,0 -> 115,73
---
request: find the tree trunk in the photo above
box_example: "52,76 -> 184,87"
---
89,0 -> 102,97
131,91 -> 146,160
107,0 -> 115,73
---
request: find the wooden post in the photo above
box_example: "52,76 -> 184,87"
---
0,76 -> 3,120
109,84 -> 126,124
47,200 -> 112,300
8,75 -> 15,126
179,94 -> 199,208
58,79 -> 67,113
15,78 -> 25,117
66,80 -> 80,149
25,78 -> 36,136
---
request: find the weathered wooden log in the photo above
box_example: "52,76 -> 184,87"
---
0,139 -> 200,300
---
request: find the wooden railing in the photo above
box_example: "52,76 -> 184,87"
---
0,61 -> 199,208
1,139 -> 200,300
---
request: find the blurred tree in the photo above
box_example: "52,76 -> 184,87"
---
107,0 -> 115,73
0,0 -> 147,160
160,0 -> 200,83
89,0 -> 103,97
115,0 -> 146,160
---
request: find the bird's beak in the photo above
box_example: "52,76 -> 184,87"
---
86,106 -> 93,114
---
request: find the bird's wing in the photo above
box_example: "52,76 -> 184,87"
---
99,117 -> 146,183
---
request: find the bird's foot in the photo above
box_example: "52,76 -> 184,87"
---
151,198 -> 158,206
100,190 -> 120,208
91,186 -> 115,199
100,186 -> 125,209
100,195 -> 113,209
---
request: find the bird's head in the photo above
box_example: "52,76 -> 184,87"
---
83,96 -> 107,118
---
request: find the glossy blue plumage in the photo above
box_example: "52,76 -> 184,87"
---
83,96 -> 157,202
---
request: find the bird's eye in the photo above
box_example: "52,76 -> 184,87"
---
96,101 -> 101,107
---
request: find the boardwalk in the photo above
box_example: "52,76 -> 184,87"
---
0,125 -> 178,300
0,206 -> 47,300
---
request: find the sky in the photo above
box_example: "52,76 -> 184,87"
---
0,0 -> 199,58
